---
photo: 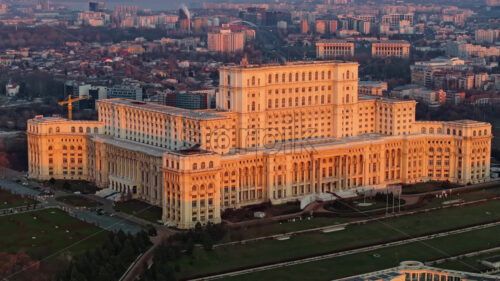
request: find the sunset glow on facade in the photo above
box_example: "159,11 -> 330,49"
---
27,61 -> 492,228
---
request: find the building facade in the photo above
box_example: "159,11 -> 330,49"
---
208,29 -> 246,53
28,61 -> 492,229
371,40 -> 410,58
316,40 -> 355,58
341,261 -> 499,281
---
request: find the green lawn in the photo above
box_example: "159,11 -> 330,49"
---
402,182 -> 460,194
219,225 -> 500,281
0,189 -> 37,209
56,195 -> 102,208
176,199 -> 500,278
436,249 -> 500,272
223,186 -> 500,242
114,200 -> 162,223
0,208 -> 108,259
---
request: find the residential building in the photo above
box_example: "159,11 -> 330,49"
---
475,29 -> 500,44
446,41 -> 500,59
391,85 -> 446,106
208,28 -> 247,53
106,85 -> 143,100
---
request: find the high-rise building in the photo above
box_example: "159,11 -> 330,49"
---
178,5 -> 191,32
329,20 -> 338,33
208,29 -> 246,53
301,19 -> 308,34
475,29 -> 500,44
381,13 -> 414,27
315,20 -> 327,34
28,61 -> 492,229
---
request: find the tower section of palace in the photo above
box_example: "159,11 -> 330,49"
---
27,61 -> 492,229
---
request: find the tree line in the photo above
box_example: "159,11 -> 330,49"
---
58,230 -> 151,281
139,222 -> 226,281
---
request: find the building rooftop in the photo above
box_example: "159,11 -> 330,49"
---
338,261 -> 500,281
359,81 -> 387,86
92,135 -> 168,157
359,95 -> 417,103
220,60 -> 358,71
98,98 -> 230,120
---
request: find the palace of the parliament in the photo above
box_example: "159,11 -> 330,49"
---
27,61 -> 492,229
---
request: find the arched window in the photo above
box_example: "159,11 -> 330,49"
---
308,72 -> 312,80
71,127 -> 75,133
315,71 -> 318,80
94,127 -> 98,133
447,129 -> 450,134
79,127 -> 83,133
70,145 -> 75,150
63,145 -> 67,150
282,73 -> 286,82
328,71 -> 331,79
473,131 -> 477,137
192,185 -> 197,191
302,72 -> 305,81
484,129 -> 488,135
321,71 -> 325,80
289,73 -> 292,82
201,162 -> 206,169
209,161 -> 214,168
252,76 -> 255,86
193,163 -> 197,170
78,146 -> 82,150
56,127 -> 60,133
295,72 -> 299,81
268,74 -> 272,84
346,70 -> 350,79
86,127 -> 91,133
48,146 -> 53,150
429,128 -> 434,134
275,74 -> 279,83
346,94 -> 350,103
421,128 -> 426,133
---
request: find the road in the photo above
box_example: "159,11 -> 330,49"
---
188,220 -> 500,281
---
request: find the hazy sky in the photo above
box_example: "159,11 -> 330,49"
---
54,0 -> 199,11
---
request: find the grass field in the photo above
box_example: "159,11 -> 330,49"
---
219,225 -> 500,281
0,208 -> 108,259
55,195 -> 102,208
114,200 -> 162,223
176,199 -> 500,278
0,189 -> 37,209
436,249 -> 500,272
222,185 -> 500,242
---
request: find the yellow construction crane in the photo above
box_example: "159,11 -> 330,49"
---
58,95 -> 89,120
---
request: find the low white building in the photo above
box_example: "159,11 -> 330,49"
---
5,82 -> 20,97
